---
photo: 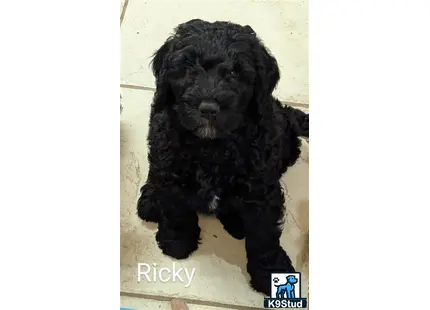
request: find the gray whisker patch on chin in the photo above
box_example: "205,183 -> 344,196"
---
197,125 -> 217,139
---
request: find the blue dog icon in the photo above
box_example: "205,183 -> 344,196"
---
274,275 -> 298,299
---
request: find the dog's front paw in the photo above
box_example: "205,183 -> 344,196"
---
137,184 -> 162,223
248,248 -> 296,296
156,226 -> 201,259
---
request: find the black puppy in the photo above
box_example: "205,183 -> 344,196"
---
137,19 -> 309,295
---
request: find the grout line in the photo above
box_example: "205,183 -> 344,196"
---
120,0 -> 130,27
285,101 -> 309,109
120,84 -> 308,109
120,83 -> 156,91
120,291 -> 260,310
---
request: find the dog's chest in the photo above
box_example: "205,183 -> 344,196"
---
194,166 -> 222,212
207,195 -> 220,211
191,160 -> 232,213
174,142 -> 247,212
179,144 -> 242,185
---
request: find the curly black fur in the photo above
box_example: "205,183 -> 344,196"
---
137,19 -> 309,295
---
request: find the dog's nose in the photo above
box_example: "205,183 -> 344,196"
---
198,100 -> 220,117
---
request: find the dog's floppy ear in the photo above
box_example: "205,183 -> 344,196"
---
150,38 -> 176,112
151,37 -> 173,79
254,41 -> 280,98
246,30 -> 280,125
243,24 -> 280,97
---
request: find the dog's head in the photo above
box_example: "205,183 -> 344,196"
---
287,275 -> 298,284
151,19 -> 280,139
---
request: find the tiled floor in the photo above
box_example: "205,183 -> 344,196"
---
121,295 -> 238,310
120,1 -> 308,309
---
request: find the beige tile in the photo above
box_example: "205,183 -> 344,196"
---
120,0 -> 308,104
120,88 -> 309,308
121,296 -> 171,310
121,295 -> 238,310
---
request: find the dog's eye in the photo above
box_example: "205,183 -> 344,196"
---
230,70 -> 237,77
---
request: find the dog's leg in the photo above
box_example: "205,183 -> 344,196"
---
282,289 -> 287,299
286,286 -> 291,299
216,209 -> 245,240
137,181 -> 162,223
242,182 -> 295,296
156,206 -> 200,259
137,176 -> 201,259
278,288 -> 285,299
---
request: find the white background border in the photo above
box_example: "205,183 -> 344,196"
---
311,0 -> 430,309
1,0 -> 429,309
